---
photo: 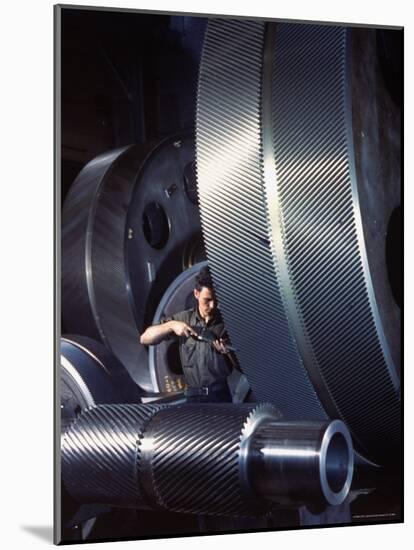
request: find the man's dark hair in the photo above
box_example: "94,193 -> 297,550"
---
195,266 -> 214,291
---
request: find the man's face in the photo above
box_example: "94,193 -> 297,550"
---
194,286 -> 217,321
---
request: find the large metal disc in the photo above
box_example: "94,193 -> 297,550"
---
62,136 -> 205,391
62,144 -> 154,389
196,20 -> 400,464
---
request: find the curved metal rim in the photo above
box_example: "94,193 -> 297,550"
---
62,336 -> 110,376
61,356 -> 96,409
319,419 -> 354,506
84,146 -> 133,347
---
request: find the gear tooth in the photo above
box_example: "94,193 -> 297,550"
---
240,403 -> 281,443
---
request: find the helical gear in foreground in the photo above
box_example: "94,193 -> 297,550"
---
61,403 -> 354,517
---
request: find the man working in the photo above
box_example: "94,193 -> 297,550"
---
140,266 -> 237,402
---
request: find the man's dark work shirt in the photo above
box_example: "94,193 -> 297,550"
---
162,308 -> 232,388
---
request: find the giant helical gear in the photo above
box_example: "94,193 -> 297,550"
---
196,20 -> 400,465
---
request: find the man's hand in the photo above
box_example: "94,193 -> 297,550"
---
170,321 -> 198,339
213,338 -> 230,354
140,320 -> 196,345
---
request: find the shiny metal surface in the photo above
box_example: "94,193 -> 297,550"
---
196,20 -> 400,464
249,419 -> 353,507
196,19 -> 326,423
62,144 -> 154,390
140,403 -> 267,516
239,403 -> 283,501
61,404 -> 165,508
61,403 -> 353,516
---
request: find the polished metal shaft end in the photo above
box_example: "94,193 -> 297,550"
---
248,419 -> 354,507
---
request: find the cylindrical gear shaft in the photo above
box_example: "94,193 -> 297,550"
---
61,403 -> 353,516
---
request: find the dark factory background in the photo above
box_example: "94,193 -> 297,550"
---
60,8 -> 206,205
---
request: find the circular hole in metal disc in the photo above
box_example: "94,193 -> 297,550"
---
142,202 -> 170,249
386,205 -> 401,308
325,432 -> 350,494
